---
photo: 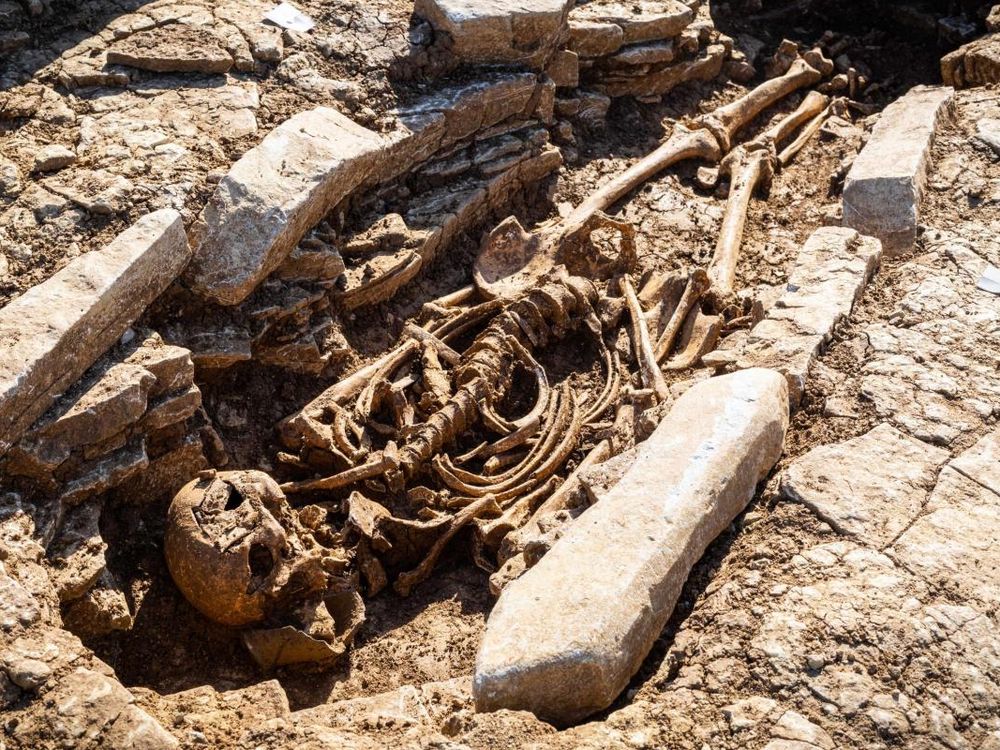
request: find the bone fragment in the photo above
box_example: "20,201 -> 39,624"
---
654,269 -> 709,363
665,312 -> 722,370
708,144 -> 774,298
395,494 -> 501,596
621,276 -> 669,402
763,90 -> 830,145
282,442 -> 399,494
404,321 -> 461,366
777,96 -> 841,167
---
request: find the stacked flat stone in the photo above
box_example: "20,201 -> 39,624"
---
563,0 -> 727,100
1,331 -> 210,507
179,73 -> 561,375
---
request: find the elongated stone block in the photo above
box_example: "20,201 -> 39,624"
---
735,226 -> 881,405
842,85 -> 953,254
416,0 -> 574,70
474,368 -> 789,724
0,209 -> 189,458
570,0 -> 694,45
185,108 -> 388,306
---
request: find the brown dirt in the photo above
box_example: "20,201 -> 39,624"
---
6,0 -> 994,746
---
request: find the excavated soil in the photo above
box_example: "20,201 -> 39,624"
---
89,0 -> 957,708
5,0 -> 998,747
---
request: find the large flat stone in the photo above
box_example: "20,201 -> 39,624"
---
781,423 -> 949,547
595,44 -> 725,98
890,461 -> 1000,612
415,0 -> 574,69
889,427 -> 1000,611
474,368 -> 789,724
736,227 -> 881,405
842,85 -> 953,254
106,25 -> 234,74
185,108 -> 388,306
950,425 -> 1000,496
11,364 -> 155,475
0,209 -> 189,457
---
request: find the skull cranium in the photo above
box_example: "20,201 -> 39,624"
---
164,470 -> 343,627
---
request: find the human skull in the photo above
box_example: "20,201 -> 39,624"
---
165,470 -> 337,627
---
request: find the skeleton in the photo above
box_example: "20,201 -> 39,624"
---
169,55 -> 838,654
269,53 -> 836,601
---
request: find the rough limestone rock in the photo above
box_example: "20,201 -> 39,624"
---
186,108 -> 388,306
415,0 -> 574,69
781,423 -> 949,546
850,227 -> 1000,447
0,209 -> 190,457
568,19 -> 625,58
31,144 -> 76,173
596,43 -> 726,98
736,226 -> 881,405
842,85 -> 953,253
890,427 -> 1000,611
941,33 -> 1000,88
474,368 -> 789,724
570,0 -> 694,45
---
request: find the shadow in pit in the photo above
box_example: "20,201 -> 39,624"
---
281,553 -> 491,711
709,0 -> 976,102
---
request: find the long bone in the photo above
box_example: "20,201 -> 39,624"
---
708,90 -> 831,301
655,91 -> 831,368
621,276 -> 669,402
473,55 -> 829,302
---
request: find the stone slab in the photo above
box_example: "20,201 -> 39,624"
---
949,424 -> 1000,497
568,19 -> 624,58
842,85 -> 953,254
185,108 -> 388,306
0,209 -> 189,457
596,44 -> 724,98
781,423 -> 949,546
188,74 -> 542,307
106,25 -> 234,74
474,368 -> 789,723
736,227 -> 881,406
16,364 -> 154,473
570,0 -> 694,45
890,463 -> 1000,612
415,0 -> 574,69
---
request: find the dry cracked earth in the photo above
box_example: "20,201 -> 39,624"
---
1,0 -> 999,748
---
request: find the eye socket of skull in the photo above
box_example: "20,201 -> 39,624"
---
165,471 -> 297,627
